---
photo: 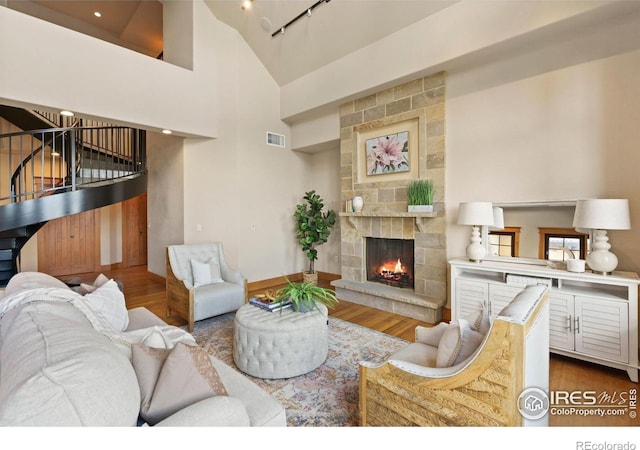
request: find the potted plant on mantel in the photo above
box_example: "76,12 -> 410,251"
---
407,179 -> 434,213
276,277 -> 339,313
294,190 -> 337,285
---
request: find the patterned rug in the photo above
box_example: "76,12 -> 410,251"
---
189,312 -> 407,426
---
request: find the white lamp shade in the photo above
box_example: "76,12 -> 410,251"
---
457,202 -> 494,226
572,199 -> 631,230
490,207 -> 504,231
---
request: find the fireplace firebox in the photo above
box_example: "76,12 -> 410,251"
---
366,237 -> 414,289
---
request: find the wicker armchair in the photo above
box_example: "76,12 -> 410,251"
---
359,284 -> 550,427
166,243 -> 247,332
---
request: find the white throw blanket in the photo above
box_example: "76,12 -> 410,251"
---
0,286 -> 196,358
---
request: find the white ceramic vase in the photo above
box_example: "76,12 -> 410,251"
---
353,196 -> 364,213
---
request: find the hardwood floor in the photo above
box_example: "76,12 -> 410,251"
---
72,266 -> 638,427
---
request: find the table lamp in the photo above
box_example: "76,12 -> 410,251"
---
458,202 -> 495,262
572,199 -> 631,274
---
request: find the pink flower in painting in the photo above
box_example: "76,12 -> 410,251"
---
374,136 -> 404,168
366,132 -> 409,175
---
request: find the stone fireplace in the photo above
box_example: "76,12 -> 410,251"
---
331,72 -> 447,323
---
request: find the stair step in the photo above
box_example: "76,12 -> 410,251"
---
0,249 -> 12,261
0,228 -> 27,238
0,260 -> 13,271
0,238 -> 18,250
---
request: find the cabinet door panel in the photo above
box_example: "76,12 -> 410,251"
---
575,296 -> 628,363
456,279 -> 487,320
549,292 -> 575,351
489,284 -> 523,318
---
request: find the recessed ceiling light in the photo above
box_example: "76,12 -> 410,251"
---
94,11 -> 102,18
162,129 -> 172,135
60,110 -> 74,117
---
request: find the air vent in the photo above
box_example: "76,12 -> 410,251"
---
266,132 -> 285,148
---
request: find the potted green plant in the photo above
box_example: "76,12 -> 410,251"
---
276,278 -> 339,313
407,179 -> 434,213
294,190 -> 337,284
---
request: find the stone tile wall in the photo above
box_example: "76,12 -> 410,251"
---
337,72 -> 447,315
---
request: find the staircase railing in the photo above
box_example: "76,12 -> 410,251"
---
0,125 -> 146,204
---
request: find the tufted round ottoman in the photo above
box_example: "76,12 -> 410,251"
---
233,303 -> 329,379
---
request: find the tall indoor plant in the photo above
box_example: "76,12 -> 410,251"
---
294,190 -> 337,284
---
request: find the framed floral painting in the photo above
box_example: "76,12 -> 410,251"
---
365,131 -> 410,175
354,115 -> 421,185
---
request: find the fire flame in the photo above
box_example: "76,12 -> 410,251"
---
379,258 -> 404,274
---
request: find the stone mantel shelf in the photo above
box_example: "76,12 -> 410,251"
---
340,211 -> 436,232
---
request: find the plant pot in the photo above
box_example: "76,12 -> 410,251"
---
408,205 -> 434,213
303,271 -> 318,285
296,302 -> 314,313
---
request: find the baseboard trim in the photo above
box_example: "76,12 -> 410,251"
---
247,272 -> 341,293
318,271 -> 341,283
147,271 -> 165,284
144,271 -> 342,294
442,307 -> 451,323
98,263 -> 123,272
247,273 -> 302,293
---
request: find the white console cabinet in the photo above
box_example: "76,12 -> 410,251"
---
450,258 -> 639,382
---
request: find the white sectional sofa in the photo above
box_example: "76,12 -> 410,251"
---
0,272 -> 286,427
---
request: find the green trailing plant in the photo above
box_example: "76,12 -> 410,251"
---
276,277 -> 339,312
407,179 -> 434,206
294,190 -> 337,275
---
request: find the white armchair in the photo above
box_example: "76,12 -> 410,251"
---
166,243 -> 247,332
359,284 -> 550,426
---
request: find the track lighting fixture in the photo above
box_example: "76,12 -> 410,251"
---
241,0 -> 252,11
271,0 -> 332,37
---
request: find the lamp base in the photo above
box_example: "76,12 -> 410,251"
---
466,226 -> 486,262
587,229 -> 618,275
587,250 -> 618,275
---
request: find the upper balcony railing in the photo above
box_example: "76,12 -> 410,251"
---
0,125 -> 146,205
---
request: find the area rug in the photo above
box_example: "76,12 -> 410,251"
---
189,312 -> 407,426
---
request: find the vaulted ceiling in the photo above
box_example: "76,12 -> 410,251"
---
6,0 -> 457,86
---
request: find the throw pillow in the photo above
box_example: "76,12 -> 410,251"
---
79,273 -> 111,294
83,279 -> 129,331
131,343 -> 228,425
464,308 -> 491,336
436,319 -> 484,368
191,259 -> 223,287
206,258 -> 224,284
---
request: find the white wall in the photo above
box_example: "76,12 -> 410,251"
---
0,5 -> 216,138
99,204 -> 122,265
446,46 -> 640,273
280,0 -> 611,121
303,147 -> 342,274
180,4 -> 342,282
147,131 -> 184,277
